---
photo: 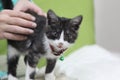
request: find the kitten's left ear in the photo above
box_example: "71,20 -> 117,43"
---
47,9 -> 58,20
70,15 -> 83,27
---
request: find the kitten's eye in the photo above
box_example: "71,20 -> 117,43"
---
50,21 -> 56,24
52,31 -> 57,36
50,19 -> 57,23
68,35 -> 72,39
46,31 -> 57,40
50,22 -> 57,27
74,25 -> 79,30
64,30 -> 77,43
51,20 -> 60,25
48,20 -> 56,26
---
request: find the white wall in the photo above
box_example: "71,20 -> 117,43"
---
94,0 -> 120,53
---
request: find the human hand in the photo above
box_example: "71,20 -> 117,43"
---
0,10 -> 36,40
14,0 -> 46,16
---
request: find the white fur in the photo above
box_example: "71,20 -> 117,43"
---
45,73 -> 55,80
8,45 -> 20,59
25,62 -> 35,80
8,74 -> 18,80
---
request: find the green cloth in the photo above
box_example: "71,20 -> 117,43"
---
0,71 -> 7,79
0,0 -> 3,10
12,0 -> 19,5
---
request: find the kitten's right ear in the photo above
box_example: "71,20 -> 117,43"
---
70,15 -> 83,26
47,9 -> 58,20
70,15 -> 83,30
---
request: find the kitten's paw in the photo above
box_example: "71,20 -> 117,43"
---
8,74 -> 18,80
45,73 -> 55,80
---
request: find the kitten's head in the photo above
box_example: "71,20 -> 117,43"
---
46,10 -> 83,53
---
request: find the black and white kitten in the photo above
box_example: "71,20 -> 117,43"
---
2,0 -> 83,80
8,10 -> 82,80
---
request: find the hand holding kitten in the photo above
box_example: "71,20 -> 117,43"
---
0,0 -> 46,40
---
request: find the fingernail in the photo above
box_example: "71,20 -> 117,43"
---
29,30 -> 34,33
32,16 -> 36,21
32,23 -> 37,27
44,13 -> 47,17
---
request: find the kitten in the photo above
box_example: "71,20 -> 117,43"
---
8,10 -> 82,80
2,0 -> 83,80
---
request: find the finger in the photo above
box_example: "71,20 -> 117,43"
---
6,17 -> 36,28
27,2 -> 46,16
4,25 -> 34,35
1,10 -> 35,21
3,32 -> 27,41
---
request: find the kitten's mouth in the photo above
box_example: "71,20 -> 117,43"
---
50,45 -> 67,56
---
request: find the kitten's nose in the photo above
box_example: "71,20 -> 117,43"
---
57,43 -> 63,48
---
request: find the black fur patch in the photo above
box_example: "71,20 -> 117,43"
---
30,71 -> 36,79
45,59 -> 57,73
7,55 -> 19,77
2,0 -> 13,9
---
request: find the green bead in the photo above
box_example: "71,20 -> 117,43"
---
59,56 -> 64,61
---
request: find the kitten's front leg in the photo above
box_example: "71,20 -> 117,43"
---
25,62 -> 36,80
7,45 -> 20,80
45,59 -> 57,80
25,53 -> 40,80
